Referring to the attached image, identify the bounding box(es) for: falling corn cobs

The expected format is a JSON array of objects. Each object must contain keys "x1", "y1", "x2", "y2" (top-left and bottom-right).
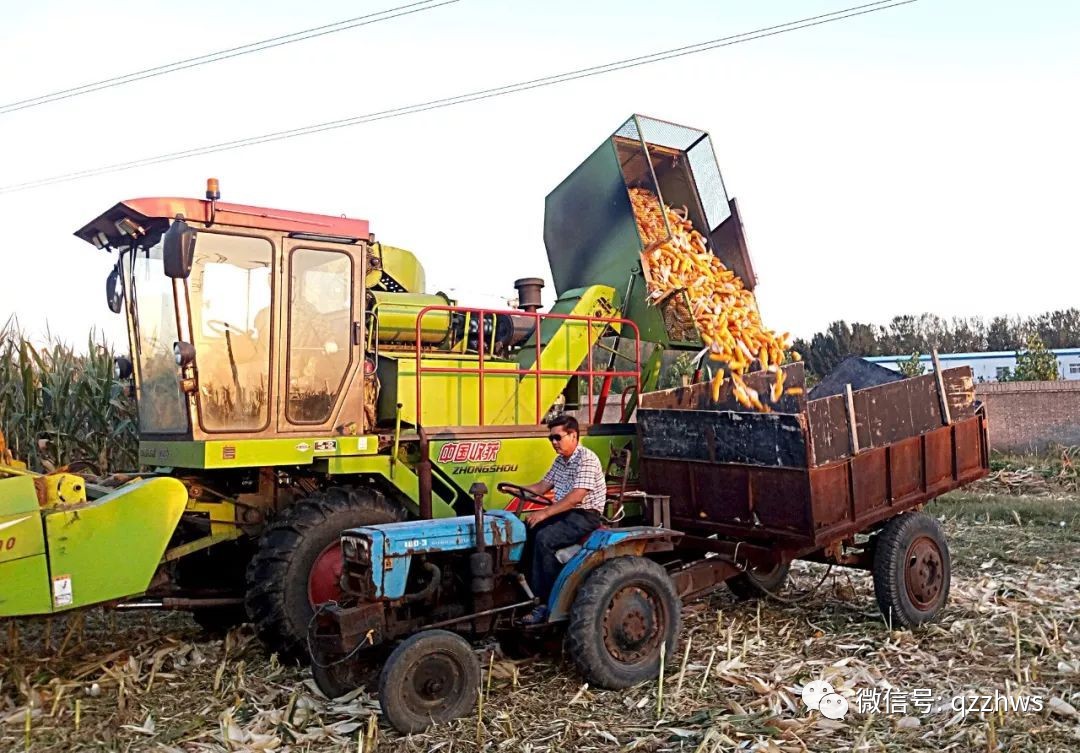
[{"x1": 628, "y1": 187, "x2": 802, "y2": 411}]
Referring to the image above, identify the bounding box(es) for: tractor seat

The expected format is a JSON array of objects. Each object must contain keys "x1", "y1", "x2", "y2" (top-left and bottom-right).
[{"x1": 555, "y1": 525, "x2": 608, "y2": 565}]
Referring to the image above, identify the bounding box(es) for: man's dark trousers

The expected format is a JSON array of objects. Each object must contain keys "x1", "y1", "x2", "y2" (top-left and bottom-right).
[{"x1": 526, "y1": 508, "x2": 603, "y2": 603}]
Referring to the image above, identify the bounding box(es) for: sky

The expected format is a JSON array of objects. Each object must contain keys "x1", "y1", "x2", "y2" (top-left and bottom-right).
[{"x1": 0, "y1": 0, "x2": 1077, "y2": 350}]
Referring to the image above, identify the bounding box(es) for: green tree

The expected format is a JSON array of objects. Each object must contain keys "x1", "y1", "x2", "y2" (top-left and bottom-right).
[
  {"x1": 898, "y1": 352, "x2": 925, "y2": 377},
  {"x1": 1011, "y1": 333, "x2": 1060, "y2": 381}
]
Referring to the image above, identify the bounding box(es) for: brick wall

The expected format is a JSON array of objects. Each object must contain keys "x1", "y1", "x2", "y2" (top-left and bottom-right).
[{"x1": 975, "y1": 381, "x2": 1080, "y2": 453}]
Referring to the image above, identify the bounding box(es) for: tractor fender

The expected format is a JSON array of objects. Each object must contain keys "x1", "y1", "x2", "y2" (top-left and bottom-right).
[{"x1": 546, "y1": 527, "x2": 681, "y2": 622}]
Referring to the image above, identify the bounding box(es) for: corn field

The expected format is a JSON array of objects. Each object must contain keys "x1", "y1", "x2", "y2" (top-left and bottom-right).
[{"x1": 0, "y1": 318, "x2": 137, "y2": 473}]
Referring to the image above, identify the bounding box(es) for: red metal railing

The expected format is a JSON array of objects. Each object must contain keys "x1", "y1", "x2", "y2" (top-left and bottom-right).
[{"x1": 414, "y1": 305, "x2": 642, "y2": 426}]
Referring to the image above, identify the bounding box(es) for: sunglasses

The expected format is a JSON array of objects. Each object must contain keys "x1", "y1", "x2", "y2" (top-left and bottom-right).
[{"x1": 548, "y1": 433, "x2": 569, "y2": 443}]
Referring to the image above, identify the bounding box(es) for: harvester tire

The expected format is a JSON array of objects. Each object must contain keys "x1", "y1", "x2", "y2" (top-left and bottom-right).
[
  {"x1": 245, "y1": 486, "x2": 404, "y2": 660},
  {"x1": 726, "y1": 560, "x2": 791, "y2": 601},
  {"x1": 175, "y1": 539, "x2": 253, "y2": 635},
  {"x1": 872, "y1": 511, "x2": 951, "y2": 629},
  {"x1": 566, "y1": 556, "x2": 680, "y2": 689}
]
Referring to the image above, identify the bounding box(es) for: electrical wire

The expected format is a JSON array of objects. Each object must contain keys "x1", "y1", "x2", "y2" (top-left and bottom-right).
[
  {"x1": 0, "y1": 0, "x2": 460, "y2": 116},
  {"x1": 0, "y1": 0, "x2": 920, "y2": 195}
]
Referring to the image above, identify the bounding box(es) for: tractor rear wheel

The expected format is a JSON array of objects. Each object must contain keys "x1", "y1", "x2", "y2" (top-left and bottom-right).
[
  {"x1": 245, "y1": 486, "x2": 404, "y2": 660},
  {"x1": 566, "y1": 556, "x2": 681, "y2": 689}
]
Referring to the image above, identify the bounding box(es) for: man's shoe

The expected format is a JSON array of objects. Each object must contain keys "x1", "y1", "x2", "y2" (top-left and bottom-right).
[{"x1": 520, "y1": 605, "x2": 549, "y2": 626}]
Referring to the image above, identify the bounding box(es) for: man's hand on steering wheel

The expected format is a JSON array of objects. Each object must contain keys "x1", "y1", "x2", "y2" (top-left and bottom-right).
[{"x1": 496, "y1": 482, "x2": 552, "y2": 522}]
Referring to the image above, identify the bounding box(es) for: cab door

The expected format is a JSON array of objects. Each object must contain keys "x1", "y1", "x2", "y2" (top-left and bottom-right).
[{"x1": 277, "y1": 240, "x2": 366, "y2": 434}]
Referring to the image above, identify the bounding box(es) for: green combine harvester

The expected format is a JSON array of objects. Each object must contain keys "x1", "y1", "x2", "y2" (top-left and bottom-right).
[{"x1": 0, "y1": 115, "x2": 757, "y2": 658}]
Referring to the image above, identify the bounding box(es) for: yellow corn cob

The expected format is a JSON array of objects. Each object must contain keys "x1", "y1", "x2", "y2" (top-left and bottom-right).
[{"x1": 628, "y1": 187, "x2": 794, "y2": 411}]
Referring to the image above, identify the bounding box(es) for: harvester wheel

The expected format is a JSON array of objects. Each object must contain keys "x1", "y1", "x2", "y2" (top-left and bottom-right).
[
  {"x1": 245, "y1": 486, "x2": 404, "y2": 660},
  {"x1": 566, "y1": 556, "x2": 680, "y2": 689},
  {"x1": 872, "y1": 512, "x2": 951, "y2": 629},
  {"x1": 378, "y1": 630, "x2": 480, "y2": 733},
  {"x1": 175, "y1": 539, "x2": 253, "y2": 635},
  {"x1": 191, "y1": 606, "x2": 248, "y2": 635},
  {"x1": 726, "y1": 560, "x2": 791, "y2": 601}
]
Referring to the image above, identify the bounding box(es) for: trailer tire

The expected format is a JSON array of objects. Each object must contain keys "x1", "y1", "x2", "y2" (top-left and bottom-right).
[
  {"x1": 726, "y1": 560, "x2": 790, "y2": 601},
  {"x1": 245, "y1": 486, "x2": 404, "y2": 660},
  {"x1": 872, "y1": 512, "x2": 950, "y2": 629},
  {"x1": 378, "y1": 630, "x2": 480, "y2": 733},
  {"x1": 566, "y1": 556, "x2": 681, "y2": 689}
]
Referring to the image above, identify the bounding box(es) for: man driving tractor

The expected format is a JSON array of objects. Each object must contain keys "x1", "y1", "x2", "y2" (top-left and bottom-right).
[{"x1": 518, "y1": 415, "x2": 608, "y2": 625}]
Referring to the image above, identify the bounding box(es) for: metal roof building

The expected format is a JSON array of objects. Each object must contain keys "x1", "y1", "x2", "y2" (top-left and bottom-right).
[{"x1": 866, "y1": 348, "x2": 1080, "y2": 382}]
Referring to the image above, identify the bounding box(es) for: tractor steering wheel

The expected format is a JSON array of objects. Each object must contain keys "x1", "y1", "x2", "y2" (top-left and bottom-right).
[
  {"x1": 497, "y1": 482, "x2": 553, "y2": 516},
  {"x1": 206, "y1": 319, "x2": 246, "y2": 338}
]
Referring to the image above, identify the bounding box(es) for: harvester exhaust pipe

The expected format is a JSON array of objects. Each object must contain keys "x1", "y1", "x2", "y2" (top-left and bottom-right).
[{"x1": 513, "y1": 278, "x2": 544, "y2": 313}]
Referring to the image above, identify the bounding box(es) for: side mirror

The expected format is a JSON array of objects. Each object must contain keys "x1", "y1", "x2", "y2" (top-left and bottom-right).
[
  {"x1": 106, "y1": 262, "x2": 124, "y2": 314},
  {"x1": 163, "y1": 218, "x2": 197, "y2": 279}
]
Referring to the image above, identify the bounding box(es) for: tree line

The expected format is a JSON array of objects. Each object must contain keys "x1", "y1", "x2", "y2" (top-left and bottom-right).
[{"x1": 791, "y1": 309, "x2": 1080, "y2": 378}]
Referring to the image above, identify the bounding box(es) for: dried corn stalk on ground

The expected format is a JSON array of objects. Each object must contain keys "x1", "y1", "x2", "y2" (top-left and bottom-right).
[{"x1": 628, "y1": 187, "x2": 802, "y2": 411}]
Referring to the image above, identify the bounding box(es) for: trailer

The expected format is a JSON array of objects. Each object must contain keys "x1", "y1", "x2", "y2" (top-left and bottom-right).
[{"x1": 635, "y1": 359, "x2": 988, "y2": 628}]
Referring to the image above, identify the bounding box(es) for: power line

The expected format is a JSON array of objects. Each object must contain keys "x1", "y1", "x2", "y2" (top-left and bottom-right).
[
  {"x1": 0, "y1": 0, "x2": 920, "y2": 195},
  {"x1": 0, "y1": 0, "x2": 459, "y2": 116}
]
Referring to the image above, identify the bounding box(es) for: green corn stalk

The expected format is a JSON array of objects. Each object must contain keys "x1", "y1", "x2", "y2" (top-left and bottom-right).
[{"x1": 0, "y1": 317, "x2": 137, "y2": 473}]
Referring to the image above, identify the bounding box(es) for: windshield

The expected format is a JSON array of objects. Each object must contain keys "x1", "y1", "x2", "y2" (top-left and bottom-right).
[
  {"x1": 130, "y1": 243, "x2": 189, "y2": 434},
  {"x1": 188, "y1": 233, "x2": 273, "y2": 431}
]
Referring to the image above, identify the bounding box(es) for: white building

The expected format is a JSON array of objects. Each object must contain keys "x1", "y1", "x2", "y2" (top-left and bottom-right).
[{"x1": 865, "y1": 349, "x2": 1080, "y2": 383}]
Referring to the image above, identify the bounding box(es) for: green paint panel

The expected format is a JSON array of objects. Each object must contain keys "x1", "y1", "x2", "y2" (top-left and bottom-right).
[
  {"x1": 0, "y1": 555, "x2": 52, "y2": 616},
  {"x1": 140, "y1": 435, "x2": 380, "y2": 470},
  {"x1": 0, "y1": 508, "x2": 46, "y2": 563},
  {"x1": 370, "y1": 291, "x2": 452, "y2": 344},
  {"x1": 318, "y1": 454, "x2": 458, "y2": 518},
  {"x1": 44, "y1": 477, "x2": 188, "y2": 612},
  {"x1": 378, "y1": 244, "x2": 426, "y2": 293},
  {"x1": 381, "y1": 354, "x2": 523, "y2": 427},
  {"x1": 0, "y1": 474, "x2": 39, "y2": 516},
  {"x1": 0, "y1": 476, "x2": 51, "y2": 616},
  {"x1": 430, "y1": 430, "x2": 636, "y2": 513}
]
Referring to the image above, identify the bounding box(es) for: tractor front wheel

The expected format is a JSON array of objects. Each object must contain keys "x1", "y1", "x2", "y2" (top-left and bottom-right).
[
  {"x1": 378, "y1": 630, "x2": 480, "y2": 733},
  {"x1": 245, "y1": 486, "x2": 404, "y2": 660}
]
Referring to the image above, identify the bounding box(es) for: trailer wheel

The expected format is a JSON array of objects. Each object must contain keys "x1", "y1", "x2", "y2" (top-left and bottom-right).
[
  {"x1": 378, "y1": 630, "x2": 480, "y2": 733},
  {"x1": 726, "y1": 560, "x2": 791, "y2": 601},
  {"x1": 566, "y1": 556, "x2": 681, "y2": 689},
  {"x1": 872, "y1": 512, "x2": 950, "y2": 628},
  {"x1": 245, "y1": 486, "x2": 403, "y2": 660}
]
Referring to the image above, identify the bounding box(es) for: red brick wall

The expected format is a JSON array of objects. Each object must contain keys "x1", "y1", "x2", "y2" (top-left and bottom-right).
[{"x1": 976, "y1": 381, "x2": 1080, "y2": 453}]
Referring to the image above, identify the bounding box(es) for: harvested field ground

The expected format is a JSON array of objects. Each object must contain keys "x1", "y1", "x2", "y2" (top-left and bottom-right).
[{"x1": 2, "y1": 493, "x2": 1078, "y2": 752}]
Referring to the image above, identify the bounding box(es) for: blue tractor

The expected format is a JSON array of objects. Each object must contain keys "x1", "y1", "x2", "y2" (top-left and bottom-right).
[{"x1": 309, "y1": 482, "x2": 687, "y2": 732}]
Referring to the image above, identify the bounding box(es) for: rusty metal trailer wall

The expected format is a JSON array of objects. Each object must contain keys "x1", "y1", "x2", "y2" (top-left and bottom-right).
[{"x1": 637, "y1": 366, "x2": 989, "y2": 553}]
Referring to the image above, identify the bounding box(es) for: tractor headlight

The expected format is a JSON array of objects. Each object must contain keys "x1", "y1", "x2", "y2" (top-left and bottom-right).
[
  {"x1": 173, "y1": 341, "x2": 196, "y2": 367},
  {"x1": 114, "y1": 355, "x2": 133, "y2": 380},
  {"x1": 342, "y1": 537, "x2": 359, "y2": 560}
]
